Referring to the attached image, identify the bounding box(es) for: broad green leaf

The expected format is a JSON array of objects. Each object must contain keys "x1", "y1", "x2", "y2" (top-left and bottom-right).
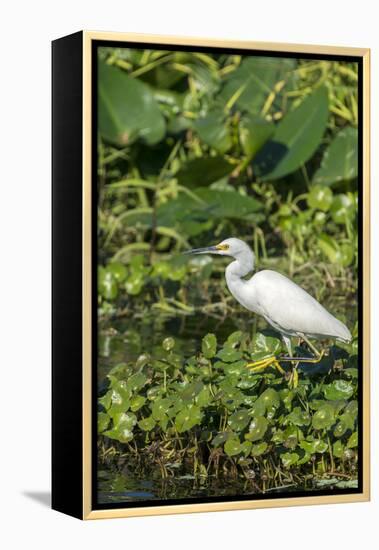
[
  {"x1": 175, "y1": 405, "x2": 202, "y2": 433},
  {"x1": 347, "y1": 431, "x2": 358, "y2": 448},
  {"x1": 254, "y1": 87, "x2": 329, "y2": 180},
  {"x1": 175, "y1": 156, "x2": 235, "y2": 187},
  {"x1": 217, "y1": 347, "x2": 243, "y2": 363},
  {"x1": 98, "y1": 61, "x2": 165, "y2": 146},
  {"x1": 286, "y1": 406, "x2": 311, "y2": 427},
  {"x1": 193, "y1": 110, "x2": 232, "y2": 153},
  {"x1": 224, "y1": 437, "x2": 242, "y2": 457},
  {"x1": 245, "y1": 416, "x2": 268, "y2": 442},
  {"x1": 281, "y1": 452, "x2": 299, "y2": 468},
  {"x1": 313, "y1": 128, "x2": 358, "y2": 185},
  {"x1": 181, "y1": 381, "x2": 204, "y2": 402},
  {"x1": 312, "y1": 403, "x2": 335, "y2": 430},
  {"x1": 220, "y1": 57, "x2": 295, "y2": 115},
  {"x1": 98, "y1": 267, "x2": 118, "y2": 300},
  {"x1": 323, "y1": 380, "x2": 354, "y2": 400},
  {"x1": 162, "y1": 337, "x2": 175, "y2": 351},
  {"x1": 239, "y1": 115, "x2": 274, "y2": 157},
  {"x1": 130, "y1": 395, "x2": 146, "y2": 412},
  {"x1": 98, "y1": 412, "x2": 110, "y2": 433},
  {"x1": 138, "y1": 416, "x2": 156, "y2": 431},
  {"x1": 228, "y1": 409, "x2": 250, "y2": 431},
  {"x1": 254, "y1": 332, "x2": 282, "y2": 354},
  {"x1": 250, "y1": 442, "x2": 268, "y2": 456},
  {"x1": 333, "y1": 440, "x2": 344, "y2": 458},
  {"x1": 330, "y1": 193, "x2": 356, "y2": 225},
  {"x1": 202, "y1": 333, "x2": 217, "y2": 358}
]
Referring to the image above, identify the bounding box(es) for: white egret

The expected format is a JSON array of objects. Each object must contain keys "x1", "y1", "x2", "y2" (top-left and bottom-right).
[{"x1": 185, "y1": 237, "x2": 351, "y2": 376}]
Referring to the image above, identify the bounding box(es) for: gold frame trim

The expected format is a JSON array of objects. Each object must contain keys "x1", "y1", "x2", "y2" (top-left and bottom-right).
[{"x1": 82, "y1": 31, "x2": 370, "y2": 520}]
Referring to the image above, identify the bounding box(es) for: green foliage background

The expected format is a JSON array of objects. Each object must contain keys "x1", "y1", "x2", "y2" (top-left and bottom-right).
[{"x1": 96, "y1": 47, "x2": 359, "y2": 500}]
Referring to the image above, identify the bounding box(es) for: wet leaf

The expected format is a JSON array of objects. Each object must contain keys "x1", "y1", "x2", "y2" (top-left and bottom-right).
[
  {"x1": 313, "y1": 128, "x2": 358, "y2": 185},
  {"x1": 98, "y1": 60, "x2": 165, "y2": 146},
  {"x1": 138, "y1": 416, "x2": 156, "y2": 431},
  {"x1": 250, "y1": 441, "x2": 268, "y2": 456},
  {"x1": 281, "y1": 452, "x2": 299, "y2": 468},
  {"x1": 245, "y1": 416, "x2": 268, "y2": 442},
  {"x1": 307, "y1": 185, "x2": 333, "y2": 212},
  {"x1": 130, "y1": 395, "x2": 146, "y2": 412},
  {"x1": 193, "y1": 110, "x2": 232, "y2": 153},
  {"x1": 175, "y1": 405, "x2": 202, "y2": 433},
  {"x1": 224, "y1": 437, "x2": 242, "y2": 457},
  {"x1": 323, "y1": 380, "x2": 354, "y2": 400},
  {"x1": 202, "y1": 333, "x2": 217, "y2": 359},
  {"x1": 98, "y1": 412, "x2": 110, "y2": 433},
  {"x1": 162, "y1": 337, "x2": 175, "y2": 351},
  {"x1": 254, "y1": 87, "x2": 329, "y2": 180},
  {"x1": 312, "y1": 403, "x2": 335, "y2": 430},
  {"x1": 228, "y1": 409, "x2": 250, "y2": 431},
  {"x1": 347, "y1": 431, "x2": 358, "y2": 448}
]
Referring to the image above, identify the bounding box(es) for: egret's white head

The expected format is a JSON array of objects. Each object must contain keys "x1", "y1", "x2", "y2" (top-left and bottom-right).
[{"x1": 184, "y1": 237, "x2": 253, "y2": 260}]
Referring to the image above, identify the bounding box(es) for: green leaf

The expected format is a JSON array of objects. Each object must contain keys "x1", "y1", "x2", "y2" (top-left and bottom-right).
[
  {"x1": 300, "y1": 438, "x2": 328, "y2": 454},
  {"x1": 347, "y1": 431, "x2": 358, "y2": 448},
  {"x1": 254, "y1": 332, "x2": 282, "y2": 354},
  {"x1": 307, "y1": 185, "x2": 333, "y2": 212},
  {"x1": 98, "y1": 412, "x2": 110, "y2": 433},
  {"x1": 257, "y1": 388, "x2": 280, "y2": 410},
  {"x1": 138, "y1": 416, "x2": 156, "y2": 431},
  {"x1": 286, "y1": 406, "x2": 311, "y2": 427},
  {"x1": 175, "y1": 157, "x2": 235, "y2": 187},
  {"x1": 193, "y1": 110, "x2": 232, "y2": 153},
  {"x1": 254, "y1": 87, "x2": 329, "y2": 180},
  {"x1": 217, "y1": 347, "x2": 243, "y2": 363},
  {"x1": 202, "y1": 333, "x2": 217, "y2": 359},
  {"x1": 127, "y1": 373, "x2": 147, "y2": 392},
  {"x1": 175, "y1": 405, "x2": 202, "y2": 433},
  {"x1": 311, "y1": 403, "x2": 335, "y2": 430},
  {"x1": 330, "y1": 194, "x2": 356, "y2": 225},
  {"x1": 181, "y1": 381, "x2": 204, "y2": 402},
  {"x1": 239, "y1": 115, "x2": 274, "y2": 157},
  {"x1": 98, "y1": 61, "x2": 165, "y2": 146},
  {"x1": 333, "y1": 440, "x2": 344, "y2": 458},
  {"x1": 323, "y1": 380, "x2": 354, "y2": 400},
  {"x1": 98, "y1": 268, "x2": 118, "y2": 300},
  {"x1": 151, "y1": 398, "x2": 173, "y2": 421},
  {"x1": 224, "y1": 437, "x2": 242, "y2": 457},
  {"x1": 228, "y1": 409, "x2": 250, "y2": 431},
  {"x1": 313, "y1": 128, "x2": 358, "y2": 185},
  {"x1": 245, "y1": 416, "x2": 268, "y2": 442},
  {"x1": 195, "y1": 188, "x2": 262, "y2": 219},
  {"x1": 130, "y1": 395, "x2": 146, "y2": 412},
  {"x1": 250, "y1": 441, "x2": 268, "y2": 457},
  {"x1": 281, "y1": 452, "x2": 299, "y2": 468},
  {"x1": 221, "y1": 57, "x2": 295, "y2": 115}
]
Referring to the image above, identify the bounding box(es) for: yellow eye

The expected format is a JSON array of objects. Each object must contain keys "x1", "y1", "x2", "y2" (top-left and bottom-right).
[{"x1": 216, "y1": 243, "x2": 229, "y2": 251}]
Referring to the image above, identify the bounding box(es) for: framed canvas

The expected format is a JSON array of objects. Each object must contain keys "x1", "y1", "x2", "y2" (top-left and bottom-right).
[{"x1": 52, "y1": 31, "x2": 370, "y2": 520}]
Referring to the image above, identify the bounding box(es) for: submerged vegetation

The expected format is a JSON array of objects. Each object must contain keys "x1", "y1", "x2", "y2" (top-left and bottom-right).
[{"x1": 96, "y1": 46, "x2": 359, "y2": 501}]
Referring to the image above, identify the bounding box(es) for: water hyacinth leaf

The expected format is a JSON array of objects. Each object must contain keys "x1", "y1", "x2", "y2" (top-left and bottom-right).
[
  {"x1": 175, "y1": 405, "x2": 202, "y2": 433},
  {"x1": 286, "y1": 406, "x2": 311, "y2": 427},
  {"x1": 311, "y1": 403, "x2": 335, "y2": 430},
  {"x1": 127, "y1": 372, "x2": 147, "y2": 392},
  {"x1": 106, "y1": 262, "x2": 127, "y2": 282},
  {"x1": 202, "y1": 333, "x2": 217, "y2": 359},
  {"x1": 250, "y1": 441, "x2": 268, "y2": 457},
  {"x1": 107, "y1": 381, "x2": 132, "y2": 416},
  {"x1": 300, "y1": 438, "x2": 328, "y2": 454},
  {"x1": 151, "y1": 398, "x2": 173, "y2": 421},
  {"x1": 254, "y1": 332, "x2": 282, "y2": 354},
  {"x1": 257, "y1": 388, "x2": 280, "y2": 410},
  {"x1": 254, "y1": 87, "x2": 329, "y2": 180},
  {"x1": 98, "y1": 412, "x2": 110, "y2": 433},
  {"x1": 307, "y1": 185, "x2": 333, "y2": 212},
  {"x1": 281, "y1": 452, "x2": 299, "y2": 468},
  {"x1": 217, "y1": 347, "x2": 243, "y2": 363},
  {"x1": 223, "y1": 360, "x2": 246, "y2": 376},
  {"x1": 224, "y1": 437, "x2": 242, "y2": 457},
  {"x1": 225, "y1": 331, "x2": 244, "y2": 348},
  {"x1": 245, "y1": 416, "x2": 268, "y2": 442},
  {"x1": 212, "y1": 432, "x2": 230, "y2": 448},
  {"x1": 98, "y1": 60, "x2": 165, "y2": 146},
  {"x1": 130, "y1": 395, "x2": 146, "y2": 412},
  {"x1": 194, "y1": 188, "x2": 263, "y2": 219},
  {"x1": 333, "y1": 440, "x2": 344, "y2": 458},
  {"x1": 196, "y1": 387, "x2": 212, "y2": 407},
  {"x1": 228, "y1": 409, "x2": 250, "y2": 431},
  {"x1": 138, "y1": 416, "x2": 156, "y2": 431},
  {"x1": 193, "y1": 110, "x2": 232, "y2": 153},
  {"x1": 181, "y1": 381, "x2": 204, "y2": 402},
  {"x1": 239, "y1": 115, "x2": 275, "y2": 158},
  {"x1": 323, "y1": 380, "x2": 354, "y2": 401},
  {"x1": 313, "y1": 128, "x2": 358, "y2": 185},
  {"x1": 347, "y1": 431, "x2": 358, "y2": 448}
]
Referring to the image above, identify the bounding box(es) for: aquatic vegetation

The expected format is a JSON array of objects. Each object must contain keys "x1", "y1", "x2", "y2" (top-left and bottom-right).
[
  {"x1": 96, "y1": 47, "x2": 359, "y2": 498},
  {"x1": 98, "y1": 331, "x2": 358, "y2": 492}
]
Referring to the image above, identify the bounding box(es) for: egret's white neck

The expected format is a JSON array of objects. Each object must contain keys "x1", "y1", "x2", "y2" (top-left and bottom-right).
[{"x1": 225, "y1": 249, "x2": 255, "y2": 283}]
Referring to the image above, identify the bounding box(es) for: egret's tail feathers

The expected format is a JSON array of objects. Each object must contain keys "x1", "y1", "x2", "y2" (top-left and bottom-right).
[{"x1": 334, "y1": 319, "x2": 352, "y2": 343}]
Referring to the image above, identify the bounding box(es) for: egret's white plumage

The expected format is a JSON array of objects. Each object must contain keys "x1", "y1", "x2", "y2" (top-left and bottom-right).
[{"x1": 185, "y1": 237, "x2": 351, "y2": 346}]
